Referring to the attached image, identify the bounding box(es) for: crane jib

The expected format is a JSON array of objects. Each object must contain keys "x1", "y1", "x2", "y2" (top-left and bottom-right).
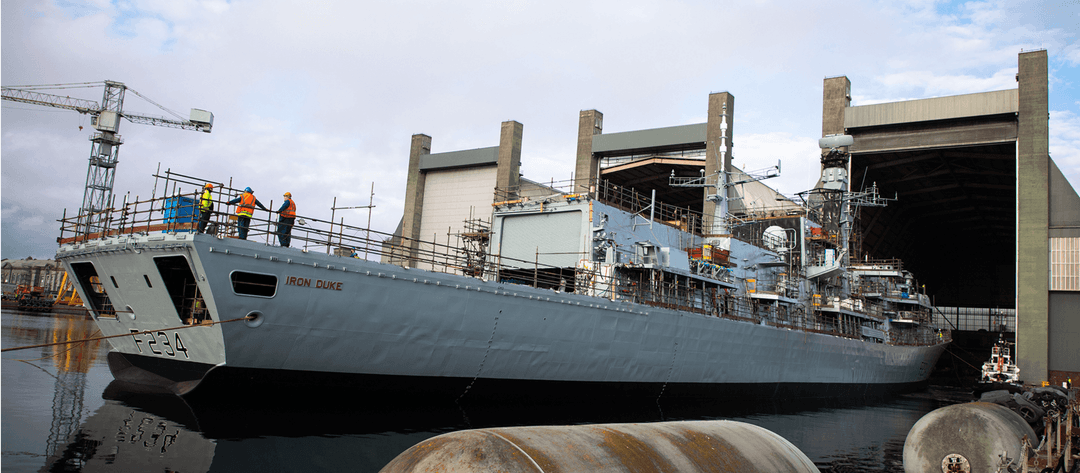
[{"x1": 0, "y1": 81, "x2": 213, "y2": 238}]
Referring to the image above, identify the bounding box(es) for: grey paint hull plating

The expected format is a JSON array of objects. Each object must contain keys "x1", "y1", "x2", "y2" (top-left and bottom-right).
[{"x1": 58, "y1": 233, "x2": 946, "y2": 400}]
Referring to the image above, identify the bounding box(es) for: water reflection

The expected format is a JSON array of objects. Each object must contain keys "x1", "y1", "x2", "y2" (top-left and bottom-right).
[
  {"x1": 3, "y1": 311, "x2": 109, "y2": 471},
  {"x1": 39, "y1": 398, "x2": 214, "y2": 473},
  {"x1": 3, "y1": 310, "x2": 966, "y2": 473}
]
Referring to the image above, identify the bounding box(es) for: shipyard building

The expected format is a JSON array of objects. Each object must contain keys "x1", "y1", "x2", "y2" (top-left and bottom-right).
[{"x1": 386, "y1": 50, "x2": 1079, "y2": 386}]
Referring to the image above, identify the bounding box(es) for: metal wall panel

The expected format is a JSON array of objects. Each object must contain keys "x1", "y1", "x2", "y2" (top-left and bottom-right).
[
  {"x1": 497, "y1": 210, "x2": 583, "y2": 268},
  {"x1": 1049, "y1": 292, "x2": 1080, "y2": 372},
  {"x1": 418, "y1": 166, "x2": 498, "y2": 271}
]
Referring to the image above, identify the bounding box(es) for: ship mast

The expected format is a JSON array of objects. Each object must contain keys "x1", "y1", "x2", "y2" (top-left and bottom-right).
[{"x1": 809, "y1": 135, "x2": 894, "y2": 274}]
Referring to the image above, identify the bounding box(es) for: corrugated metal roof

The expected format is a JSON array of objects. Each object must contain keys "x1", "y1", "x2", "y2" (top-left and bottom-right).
[
  {"x1": 845, "y1": 89, "x2": 1018, "y2": 128},
  {"x1": 420, "y1": 146, "x2": 499, "y2": 171}
]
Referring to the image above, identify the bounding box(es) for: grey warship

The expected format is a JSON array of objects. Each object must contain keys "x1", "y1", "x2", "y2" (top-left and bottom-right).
[{"x1": 54, "y1": 134, "x2": 949, "y2": 403}]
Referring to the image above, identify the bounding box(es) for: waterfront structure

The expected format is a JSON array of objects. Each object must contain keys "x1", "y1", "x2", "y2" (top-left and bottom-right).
[
  {"x1": 820, "y1": 50, "x2": 1079, "y2": 386},
  {"x1": 1, "y1": 257, "x2": 65, "y2": 296}
]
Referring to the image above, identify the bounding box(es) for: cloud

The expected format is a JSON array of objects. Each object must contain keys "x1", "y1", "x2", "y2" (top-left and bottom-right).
[
  {"x1": 1051, "y1": 109, "x2": 1080, "y2": 186},
  {"x1": 735, "y1": 132, "x2": 822, "y2": 197},
  {"x1": 2, "y1": 0, "x2": 1078, "y2": 260},
  {"x1": 872, "y1": 68, "x2": 1019, "y2": 98}
]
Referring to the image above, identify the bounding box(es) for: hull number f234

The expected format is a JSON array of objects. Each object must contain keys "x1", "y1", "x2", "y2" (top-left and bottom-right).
[{"x1": 130, "y1": 329, "x2": 190, "y2": 359}]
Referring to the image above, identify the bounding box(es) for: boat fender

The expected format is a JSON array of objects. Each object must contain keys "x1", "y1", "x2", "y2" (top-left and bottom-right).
[
  {"x1": 978, "y1": 390, "x2": 1046, "y2": 425},
  {"x1": 903, "y1": 402, "x2": 1036, "y2": 473},
  {"x1": 1010, "y1": 393, "x2": 1044, "y2": 424},
  {"x1": 380, "y1": 420, "x2": 818, "y2": 473}
]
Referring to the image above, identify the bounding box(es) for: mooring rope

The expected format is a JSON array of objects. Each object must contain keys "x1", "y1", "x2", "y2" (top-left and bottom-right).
[
  {"x1": 10, "y1": 334, "x2": 97, "y2": 361},
  {"x1": 943, "y1": 345, "x2": 982, "y2": 371},
  {"x1": 0, "y1": 315, "x2": 252, "y2": 353}
]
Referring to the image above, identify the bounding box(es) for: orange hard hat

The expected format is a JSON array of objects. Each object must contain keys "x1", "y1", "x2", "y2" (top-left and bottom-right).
[
  {"x1": 284, "y1": 192, "x2": 292, "y2": 197},
  {"x1": 205, "y1": 183, "x2": 213, "y2": 188}
]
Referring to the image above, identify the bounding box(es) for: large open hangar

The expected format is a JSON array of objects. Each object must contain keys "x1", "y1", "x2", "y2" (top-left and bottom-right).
[
  {"x1": 834, "y1": 90, "x2": 1020, "y2": 309},
  {"x1": 824, "y1": 50, "x2": 1079, "y2": 385}
]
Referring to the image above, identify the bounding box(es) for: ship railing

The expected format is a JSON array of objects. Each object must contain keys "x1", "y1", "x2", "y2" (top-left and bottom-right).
[
  {"x1": 494, "y1": 250, "x2": 949, "y2": 348},
  {"x1": 814, "y1": 295, "x2": 885, "y2": 320},
  {"x1": 593, "y1": 179, "x2": 709, "y2": 236},
  {"x1": 884, "y1": 290, "x2": 921, "y2": 302},
  {"x1": 849, "y1": 258, "x2": 904, "y2": 271},
  {"x1": 888, "y1": 328, "x2": 949, "y2": 346},
  {"x1": 745, "y1": 276, "x2": 797, "y2": 300},
  {"x1": 855, "y1": 281, "x2": 888, "y2": 296},
  {"x1": 493, "y1": 178, "x2": 582, "y2": 204},
  {"x1": 54, "y1": 188, "x2": 511, "y2": 279},
  {"x1": 53, "y1": 172, "x2": 512, "y2": 277}
]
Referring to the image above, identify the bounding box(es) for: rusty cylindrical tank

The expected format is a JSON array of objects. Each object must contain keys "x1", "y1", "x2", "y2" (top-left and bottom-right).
[
  {"x1": 380, "y1": 420, "x2": 819, "y2": 472},
  {"x1": 903, "y1": 402, "x2": 1037, "y2": 473}
]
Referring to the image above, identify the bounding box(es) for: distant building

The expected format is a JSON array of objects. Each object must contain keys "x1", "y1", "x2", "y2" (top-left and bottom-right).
[{"x1": 2, "y1": 257, "x2": 66, "y2": 295}]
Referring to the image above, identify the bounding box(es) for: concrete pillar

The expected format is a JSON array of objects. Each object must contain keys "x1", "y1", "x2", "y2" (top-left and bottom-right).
[
  {"x1": 497, "y1": 120, "x2": 523, "y2": 194},
  {"x1": 574, "y1": 110, "x2": 603, "y2": 193},
  {"x1": 401, "y1": 133, "x2": 432, "y2": 266},
  {"x1": 1016, "y1": 50, "x2": 1050, "y2": 384},
  {"x1": 822, "y1": 76, "x2": 851, "y2": 138},
  {"x1": 705, "y1": 92, "x2": 734, "y2": 236}
]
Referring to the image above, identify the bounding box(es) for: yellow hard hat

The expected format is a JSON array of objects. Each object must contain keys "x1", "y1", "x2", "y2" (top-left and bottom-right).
[{"x1": 284, "y1": 192, "x2": 292, "y2": 197}]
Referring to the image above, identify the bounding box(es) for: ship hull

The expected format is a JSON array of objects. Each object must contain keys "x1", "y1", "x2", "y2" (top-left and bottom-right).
[
  {"x1": 110, "y1": 350, "x2": 934, "y2": 404},
  {"x1": 60, "y1": 233, "x2": 946, "y2": 402}
]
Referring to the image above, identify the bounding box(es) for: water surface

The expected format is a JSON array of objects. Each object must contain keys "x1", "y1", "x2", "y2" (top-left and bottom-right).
[{"x1": 2, "y1": 309, "x2": 966, "y2": 472}]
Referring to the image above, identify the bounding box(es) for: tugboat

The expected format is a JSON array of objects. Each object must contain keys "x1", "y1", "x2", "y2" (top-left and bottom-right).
[{"x1": 975, "y1": 336, "x2": 1023, "y2": 394}]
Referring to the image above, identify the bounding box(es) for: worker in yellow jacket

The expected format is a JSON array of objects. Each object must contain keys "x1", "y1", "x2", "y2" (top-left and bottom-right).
[{"x1": 197, "y1": 183, "x2": 214, "y2": 234}]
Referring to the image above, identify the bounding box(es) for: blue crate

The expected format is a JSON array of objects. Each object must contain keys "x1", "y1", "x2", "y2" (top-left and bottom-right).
[{"x1": 163, "y1": 196, "x2": 196, "y2": 232}]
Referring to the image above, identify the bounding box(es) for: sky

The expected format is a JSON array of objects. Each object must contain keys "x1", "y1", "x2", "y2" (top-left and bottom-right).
[{"x1": 2, "y1": 0, "x2": 1078, "y2": 260}]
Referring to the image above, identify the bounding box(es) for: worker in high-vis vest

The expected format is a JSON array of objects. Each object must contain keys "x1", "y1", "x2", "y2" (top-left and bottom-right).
[
  {"x1": 226, "y1": 187, "x2": 268, "y2": 240},
  {"x1": 277, "y1": 192, "x2": 297, "y2": 248},
  {"x1": 197, "y1": 183, "x2": 214, "y2": 234}
]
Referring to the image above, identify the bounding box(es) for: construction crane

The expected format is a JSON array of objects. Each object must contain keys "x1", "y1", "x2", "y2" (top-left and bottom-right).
[{"x1": 1, "y1": 80, "x2": 213, "y2": 234}]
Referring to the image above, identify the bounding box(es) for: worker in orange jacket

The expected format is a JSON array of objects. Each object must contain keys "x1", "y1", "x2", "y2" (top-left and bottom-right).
[
  {"x1": 226, "y1": 187, "x2": 268, "y2": 240},
  {"x1": 277, "y1": 192, "x2": 296, "y2": 247}
]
